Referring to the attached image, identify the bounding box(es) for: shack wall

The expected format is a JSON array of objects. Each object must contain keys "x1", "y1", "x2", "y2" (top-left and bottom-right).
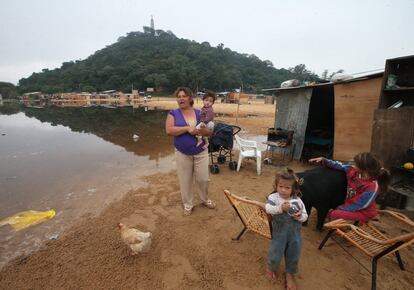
[
  {"x1": 275, "y1": 88, "x2": 312, "y2": 160},
  {"x1": 333, "y1": 78, "x2": 382, "y2": 161}
]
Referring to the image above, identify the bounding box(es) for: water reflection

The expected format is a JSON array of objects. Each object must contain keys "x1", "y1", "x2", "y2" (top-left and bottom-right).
[
  {"x1": 0, "y1": 102, "x2": 174, "y2": 268},
  {"x1": 4, "y1": 102, "x2": 173, "y2": 161}
]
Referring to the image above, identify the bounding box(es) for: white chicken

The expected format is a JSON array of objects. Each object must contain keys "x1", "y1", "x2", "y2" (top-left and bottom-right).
[{"x1": 118, "y1": 223, "x2": 152, "y2": 255}]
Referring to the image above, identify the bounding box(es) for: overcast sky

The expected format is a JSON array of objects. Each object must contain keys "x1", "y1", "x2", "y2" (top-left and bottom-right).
[{"x1": 1, "y1": 0, "x2": 413, "y2": 85}]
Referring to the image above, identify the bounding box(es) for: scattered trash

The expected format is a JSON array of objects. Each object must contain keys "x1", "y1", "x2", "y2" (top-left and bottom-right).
[
  {"x1": 388, "y1": 100, "x2": 403, "y2": 109},
  {"x1": 133, "y1": 134, "x2": 139, "y2": 141},
  {"x1": 264, "y1": 158, "x2": 273, "y2": 165},
  {"x1": 386, "y1": 74, "x2": 399, "y2": 88},
  {"x1": 47, "y1": 233, "x2": 59, "y2": 240},
  {"x1": 0, "y1": 209, "x2": 56, "y2": 231},
  {"x1": 87, "y1": 188, "x2": 97, "y2": 193},
  {"x1": 281, "y1": 79, "x2": 301, "y2": 88},
  {"x1": 331, "y1": 73, "x2": 354, "y2": 82},
  {"x1": 101, "y1": 104, "x2": 117, "y2": 109}
]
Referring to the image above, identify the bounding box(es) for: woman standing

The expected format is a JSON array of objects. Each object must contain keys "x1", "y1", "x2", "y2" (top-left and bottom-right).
[{"x1": 165, "y1": 87, "x2": 216, "y2": 216}]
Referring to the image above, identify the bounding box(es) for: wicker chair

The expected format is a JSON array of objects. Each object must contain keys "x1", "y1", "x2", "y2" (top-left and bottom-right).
[
  {"x1": 318, "y1": 210, "x2": 414, "y2": 290},
  {"x1": 223, "y1": 190, "x2": 272, "y2": 240}
]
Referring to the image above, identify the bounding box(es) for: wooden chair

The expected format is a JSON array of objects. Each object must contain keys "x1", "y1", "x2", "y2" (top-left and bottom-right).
[
  {"x1": 223, "y1": 190, "x2": 272, "y2": 240},
  {"x1": 318, "y1": 210, "x2": 414, "y2": 290}
]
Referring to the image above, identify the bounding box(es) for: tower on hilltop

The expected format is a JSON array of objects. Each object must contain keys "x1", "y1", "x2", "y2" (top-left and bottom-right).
[{"x1": 150, "y1": 15, "x2": 155, "y2": 31}]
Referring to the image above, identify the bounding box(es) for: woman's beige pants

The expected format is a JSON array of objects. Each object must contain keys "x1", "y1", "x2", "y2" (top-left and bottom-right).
[{"x1": 175, "y1": 149, "x2": 209, "y2": 209}]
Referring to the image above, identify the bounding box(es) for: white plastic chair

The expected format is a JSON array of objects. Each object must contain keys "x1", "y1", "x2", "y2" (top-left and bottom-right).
[{"x1": 235, "y1": 134, "x2": 261, "y2": 175}]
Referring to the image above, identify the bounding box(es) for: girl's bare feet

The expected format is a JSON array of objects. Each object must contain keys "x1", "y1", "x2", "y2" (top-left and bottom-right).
[
  {"x1": 266, "y1": 269, "x2": 276, "y2": 280},
  {"x1": 286, "y1": 273, "x2": 297, "y2": 290},
  {"x1": 266, "y1": 270, "x2": 283, "y2": 283}
]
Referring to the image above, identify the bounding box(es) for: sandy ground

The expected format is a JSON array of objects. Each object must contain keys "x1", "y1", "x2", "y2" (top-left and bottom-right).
[{"x1": 0, "y1": 99, "x2": 413, "y2": 290}]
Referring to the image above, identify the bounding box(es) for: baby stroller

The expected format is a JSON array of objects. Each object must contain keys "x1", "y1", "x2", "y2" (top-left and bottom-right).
[{"x1": 208, "y1": 123, "x2": 241, "y2": 174}]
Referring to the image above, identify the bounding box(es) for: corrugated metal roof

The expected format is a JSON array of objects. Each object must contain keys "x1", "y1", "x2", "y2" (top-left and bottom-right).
[
  {"x1": 262, "y1": 82, "x2": 331, "y2": 92},
  {"x1": 333, "y1": 71, "x2": 383, "y2": 85},
  {"x1": 262, "y1": 71, "x2": 384, "y2": 92}
]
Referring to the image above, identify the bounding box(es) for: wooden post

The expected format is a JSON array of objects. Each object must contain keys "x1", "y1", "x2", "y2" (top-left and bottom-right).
[
  {"x1": 236, "y1": 84, "x2": 242, "y2": 124},
  {"x1": 236, "y1": 101, "x2": 240, "y2": 124}
]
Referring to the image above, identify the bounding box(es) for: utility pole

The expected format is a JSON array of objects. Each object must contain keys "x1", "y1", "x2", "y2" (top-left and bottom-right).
[{"x1": 236, "y1": 82, "x2": 242, "y2": 124}]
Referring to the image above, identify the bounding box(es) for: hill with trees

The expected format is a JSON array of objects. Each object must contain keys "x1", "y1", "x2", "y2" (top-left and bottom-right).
[
  {"x1": 0, "y1": 82, "x2": 19, "y2": 98},
  {"x1": 18, "y1": 28, "x2": 320, "y2": 94}
]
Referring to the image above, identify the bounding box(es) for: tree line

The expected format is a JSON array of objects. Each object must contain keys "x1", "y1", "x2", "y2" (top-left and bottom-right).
[{"x1": 6, "y1": 28, "x2": 324, "y2": 95}]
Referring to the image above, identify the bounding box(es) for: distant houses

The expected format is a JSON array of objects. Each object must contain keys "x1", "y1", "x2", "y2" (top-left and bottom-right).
[
  {"x1": 22, "y1": 91, "x2": 44, "y2": 100},
  {"x1": 55, "y1": 90, "x2": 139, "y2": 102},
  {"x1": 20, "y1": 90, "x2": 141, "y2": 105}
]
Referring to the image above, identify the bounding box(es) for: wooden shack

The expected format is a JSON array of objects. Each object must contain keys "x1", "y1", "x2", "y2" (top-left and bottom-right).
[
  {"x1": 224, "y1": 92, "x2": 249, "y2": 104},
  {"x1": 269, "y1": 83, "x2": 334, "y2": 160},
  {"x1": 264, "y1": 72, "x2": 383, "y2": 161},
  {"x1": 264, "y1": 95, "x2": 275, "y2": 104}
]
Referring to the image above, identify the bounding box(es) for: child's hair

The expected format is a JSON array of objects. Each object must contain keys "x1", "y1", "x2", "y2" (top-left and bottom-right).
[
  {"x1": 353, "y1": 152, "x2": 390, "y2": 193},
  {"x1": 174, "y1": 87, "x2": 194, "y2": 106},
  {"x1": 202, "y1": 90, "x2": 216, "y2": 103},
  {"x1": 273, "y1": 168, "x2": 301, "y2": 197}
]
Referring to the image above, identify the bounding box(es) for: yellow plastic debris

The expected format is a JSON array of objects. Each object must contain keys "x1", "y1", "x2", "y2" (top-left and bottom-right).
[{"x1": 0, "y1": 209, "x2": 56, "y2": 231}]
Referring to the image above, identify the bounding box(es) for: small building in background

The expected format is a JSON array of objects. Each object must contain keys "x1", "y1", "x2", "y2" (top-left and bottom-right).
[
  {"x1": 22, "y1": 91, "x2": 44, "y2": 100},
  {"x1": 224, "y1": 91, "x2": 249, "y2": 104}
]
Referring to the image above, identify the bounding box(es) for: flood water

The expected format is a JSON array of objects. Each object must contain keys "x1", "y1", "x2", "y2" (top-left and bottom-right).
[{"x1": 0, "y1": 102, "x2": 175, "y2": 268}]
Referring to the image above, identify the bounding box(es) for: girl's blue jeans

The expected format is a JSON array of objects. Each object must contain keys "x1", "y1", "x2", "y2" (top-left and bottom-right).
[{"x1": 267, "y1": 212, "x2": 302, "y2": 274}]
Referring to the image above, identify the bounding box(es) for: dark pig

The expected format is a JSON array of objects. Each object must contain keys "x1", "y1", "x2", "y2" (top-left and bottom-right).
[{"x1": 297, "y1": 166, "x2": 347, "y2": 230}]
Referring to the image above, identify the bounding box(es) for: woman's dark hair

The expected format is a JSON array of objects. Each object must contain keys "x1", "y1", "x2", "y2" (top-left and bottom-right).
[
  {"x1": 202, "y1": 90, "x2": 216, "y2": 103},
  {"x1": 273, "y1": 168, "x2": 301, "y2": 197},
  {"x1": 174, "y1": 87, "x2": 194, "y2": 106},
  {"x1": 353, "y1": 152, "x2": 390, "y2": 193}
]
